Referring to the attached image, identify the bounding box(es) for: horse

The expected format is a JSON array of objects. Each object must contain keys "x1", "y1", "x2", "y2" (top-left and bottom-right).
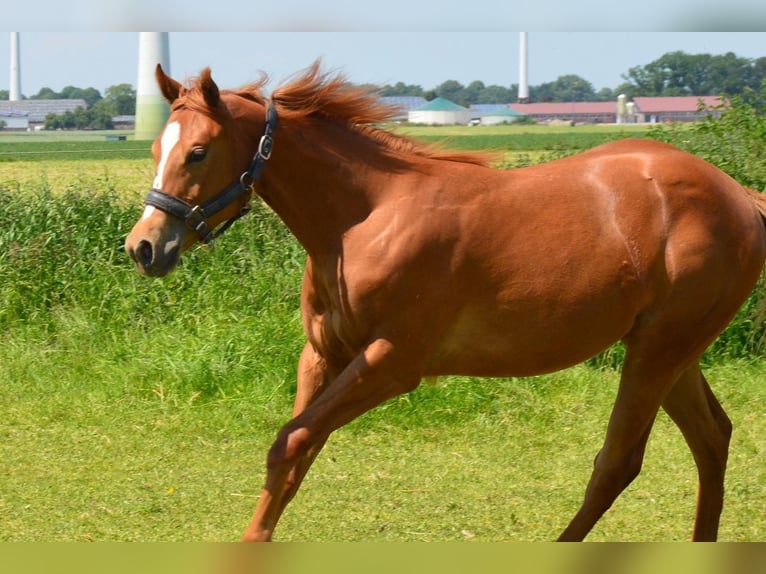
[{"x1": 125, "y1": 61, "x2": 766, "y2": 542}]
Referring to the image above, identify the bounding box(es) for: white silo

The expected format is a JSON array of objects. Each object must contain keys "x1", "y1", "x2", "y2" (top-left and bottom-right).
[
  {"x1": 616, "y1": 94, "x2": 627, "y2": 124},
  {"x1": 518, "y1": 32, "x2": 529, "y2": 104},
  {"x1": 10, "y1": 32, "x2": 21, "y2": 101},
  {"x1": 135, "y1": 32, "x2": 171, "y2": 140}
]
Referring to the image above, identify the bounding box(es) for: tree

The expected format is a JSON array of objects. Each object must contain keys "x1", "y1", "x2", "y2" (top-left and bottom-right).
[
  {"x1": 650, "y1": 78, "x2": 766, "y2": 190},
  {"x1": 103, "y1": 83, "x2": 136, "y2": 115},
  {"x1": 477, "y1": 85, "x2": 513, "y2": 104},
  {"x1": 464, "y1": 81, "x2": 486, "y2": 105},
  {"x1": 435, "y1": 80, "x2": 467, "y2": 106},
  {"x1": 754, "y1": 57, "x2": 766, "y2": 83},
  {"x1": 60, "y1": 86, "x2": 102, "y2": 107},
  {"x1": 380, "y1": 82, "x2": 424, "y2": 97},
  {"x1": 612, "y1": 82, "x2": 637, "y2": 100},
  {"x1": 622, "y1": 51, "x2": 766, "y2": 96},
  {"x1": 30, "y1": 85, "x2": 102, "y2": 106},
  {"x1": 533, "y1": 74, "x2": 596, "y2": 102},
  {"x1": 32, "y1": 87, "x2": 60, "y2": 99},
  {"x1": 596, "y1": 87, "x2": 617, "y2": 101},
  {"x1": 44, "y1": 106, "x2": 113, "y2": 130}
]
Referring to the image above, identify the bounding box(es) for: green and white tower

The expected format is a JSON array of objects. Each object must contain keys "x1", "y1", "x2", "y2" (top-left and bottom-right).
[{"x1": 135, "y1": 32, "x2": 170, "y2": 140}]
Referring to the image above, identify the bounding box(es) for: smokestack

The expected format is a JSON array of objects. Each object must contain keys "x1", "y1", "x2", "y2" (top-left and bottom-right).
[
  {"x1": 10, "y1": 32, "x2": 21, "y2": 101},
  {"x1": 518, "y1": 32, "x2": 529, "y2": 104},
  {"x1": 135, "y1": 32, "x2": 171, "y2": 140}
]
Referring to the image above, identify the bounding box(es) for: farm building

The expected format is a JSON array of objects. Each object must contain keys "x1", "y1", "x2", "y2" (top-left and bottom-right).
[
  {"x1": 476, "y1": 105, "x2": 526, "y2": 125},
  {"x1": 0, "y1": 110, "x2": 29, "y2": 130},
  {"x1": 111, "y1": 115, "x2": 136, "y2": 130},
  {"x1": 0, "y1": 99, "x2": 88, "y2": 130},
  {"x1": 508, "y1": 95, "x2": 725, "y2": 125},
  {"x1": 379, "y1": 96, "x2": 427, "y2": 121},
  {"x1": 408, "y1": 97, "x2": 473, "y2": 125},
  {"x1": 508, "y1": 101, "x2": 619, "y2": 124},
  {"x1": 631, "y1": 96, "x2": 724, "y2": 123}
]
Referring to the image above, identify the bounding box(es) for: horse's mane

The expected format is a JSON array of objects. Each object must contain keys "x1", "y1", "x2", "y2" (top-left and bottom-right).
[{"x1": 184, "y1": 61, "x2": 492, "y2": 167}]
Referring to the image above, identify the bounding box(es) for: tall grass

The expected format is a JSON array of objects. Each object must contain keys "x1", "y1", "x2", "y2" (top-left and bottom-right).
[
  {"x1": 0, "y1": 176, "x2": 305, "y2": 408},
  {"x1": 0, "y1": 124, "x2": 764, "y2": 407}
]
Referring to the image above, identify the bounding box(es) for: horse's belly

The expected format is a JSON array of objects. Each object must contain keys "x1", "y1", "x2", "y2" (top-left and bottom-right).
[
  {"x1": 428, "y1": 282, "x2": 641, "y2": 378},
  {"x1": 429, "y1": 321, "x2": 625, "y2": 377}
]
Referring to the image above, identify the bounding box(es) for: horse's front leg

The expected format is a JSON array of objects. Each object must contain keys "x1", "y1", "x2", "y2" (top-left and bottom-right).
[
  {"x1": 242, "y1": 337, "x2": 421, "y2": 542},
  {"x1": 242, "y1": 342, "x2": 333, "y2": 542}
]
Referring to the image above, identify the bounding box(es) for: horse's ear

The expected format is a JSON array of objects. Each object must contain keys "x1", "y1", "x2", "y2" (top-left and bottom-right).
[
  {"x1": 155, "y1": 64, "x2": 183, "y2": 103},
  {"x1": 198, "y1": 67, "x2": 220, "y2": 108}
]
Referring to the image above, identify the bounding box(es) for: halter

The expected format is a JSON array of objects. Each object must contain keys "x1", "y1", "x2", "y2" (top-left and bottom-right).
[{"x1": 144, "y1": 101, "x2": 278, "y2": 244}]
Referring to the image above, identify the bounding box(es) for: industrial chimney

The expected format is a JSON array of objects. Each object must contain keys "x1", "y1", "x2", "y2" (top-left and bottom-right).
[
  {"x1": 10, "y1": 32, "x2": 21, "y2": 101},
  {"x1": 517, "y1": 32, "x2": 529, "y2": 104},
  {"x1": 135, "y1": 32, "x2": 170, "y2": 140}
]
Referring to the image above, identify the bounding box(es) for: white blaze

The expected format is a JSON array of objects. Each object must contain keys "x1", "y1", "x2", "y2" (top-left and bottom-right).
[
  {"x1": 152, "y1": 120, "x2": 181, "y2": 190},
  {"x1": 140, "y1": 205, "x2": 156, "y2": 222},
  {"x1": 143, "y1": 120, "x2": 180, "y2": 222}
]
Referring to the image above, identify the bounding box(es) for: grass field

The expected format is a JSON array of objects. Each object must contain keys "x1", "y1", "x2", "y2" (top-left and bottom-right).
[{"x1": 0, "y1": 125, "x2": 763, "y2": 542}]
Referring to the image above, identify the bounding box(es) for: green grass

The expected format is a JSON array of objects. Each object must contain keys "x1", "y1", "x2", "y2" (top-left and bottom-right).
[
  {"x1": 396, "y1": 123, "x2": 654, "y2": 153},
  {"x1": 0, "y1": 124, "x2": 764, "y2": 542},
  {"x1": 0, "y1": 137, "x2": 151, "y2": 162},
  {"x1": 0, "y1": 129, "x2": 140, "y2": 143},
  {"x1": 1, "y1": 354, "x2": 763, "y2": 541}
]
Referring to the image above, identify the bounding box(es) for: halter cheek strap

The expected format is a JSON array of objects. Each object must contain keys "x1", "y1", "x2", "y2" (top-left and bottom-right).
[{"x1": 144, "y1": 100, "x2": 278, "y2": 244}]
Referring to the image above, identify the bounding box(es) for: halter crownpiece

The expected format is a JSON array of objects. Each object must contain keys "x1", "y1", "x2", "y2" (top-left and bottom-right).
[{"x1": 144, "y1": 100, "x2": 278, "y2": 244}]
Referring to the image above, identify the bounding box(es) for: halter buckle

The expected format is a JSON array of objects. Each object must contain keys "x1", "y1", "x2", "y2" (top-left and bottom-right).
[
  {"x1": 258, "y1": 134, "x2": 274, "y2": 161},
  {"x1": 185, "y1": 205, "x2": 206, "y2": 231}
]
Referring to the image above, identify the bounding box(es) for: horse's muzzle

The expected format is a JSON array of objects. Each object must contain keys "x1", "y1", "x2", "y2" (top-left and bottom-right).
[{"x1": 125, "y1": 234, "x2": 182, "y2": 278}]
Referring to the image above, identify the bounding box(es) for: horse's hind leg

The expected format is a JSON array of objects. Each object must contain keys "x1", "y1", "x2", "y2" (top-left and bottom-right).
[
  {"x1": 661, "y1": 363, "x2": 732, "y2": 541},
  {"x1": 557, "y1": 349, "x2": 674, "y2": 541}
]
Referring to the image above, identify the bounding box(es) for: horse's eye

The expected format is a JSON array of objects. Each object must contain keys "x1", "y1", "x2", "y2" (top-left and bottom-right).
[{"x1": 188, "y1": 147, "x2": 207, "y2": 164}]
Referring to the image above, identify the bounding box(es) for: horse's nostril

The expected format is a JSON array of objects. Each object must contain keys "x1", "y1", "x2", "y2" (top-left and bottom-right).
[{"x1": 137, "y1": 240, "x2": 154, "y2": 268}]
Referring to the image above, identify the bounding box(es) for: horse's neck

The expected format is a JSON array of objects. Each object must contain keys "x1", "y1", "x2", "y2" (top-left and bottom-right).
[{"x1": 257, "y1": 122, "x2": 379, "y2": 261}]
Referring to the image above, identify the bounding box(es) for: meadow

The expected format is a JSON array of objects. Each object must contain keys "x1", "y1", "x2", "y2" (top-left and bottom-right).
[{"x1": 0, "y1": 125, "x2": 763, "y2": 542}]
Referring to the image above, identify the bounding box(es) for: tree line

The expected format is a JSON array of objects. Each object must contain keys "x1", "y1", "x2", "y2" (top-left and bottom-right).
[
  {"x1": 0, "y1": 83, "x2": 136, "y2": 130},
  {"x1": 1, "y1": 51, "x2": 764, "y2": 129},
  {"x1": 380, "y1": 51, "x2": 766, "y2": 106}
]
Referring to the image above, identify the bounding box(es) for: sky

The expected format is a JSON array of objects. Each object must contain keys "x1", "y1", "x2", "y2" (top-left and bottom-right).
[
  {"x1": 3, "y1": 32, "x2": 766, "y2": 99},
  {"x1": 7, "y1": 0, "x2": 766, "y2": 32}
]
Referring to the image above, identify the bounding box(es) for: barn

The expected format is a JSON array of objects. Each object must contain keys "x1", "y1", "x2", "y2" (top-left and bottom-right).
[
  {"x1": 0, "y1": 110, "x2": 29, "y2": 130},
  {"x1": 0, "y1": 99, "x2": 88, "y2": 130},
  {"x1": 508, "y1": 101, "x2": 619, "y2": 124},
  {"x1": 507, "y1": 95, "x2": 726, "y2": 125},
  {"x1": 631, "y1": 96, "x2": 724, "y2": 123},
  {"x1": 478, "y1": 106, "x2": 526, "y2": 125},
  {"x1": 379, "y1": 96, "x2": 427, "y2": 122},
  {"x1": 408, "y1": 97, "x2": 473, "y2": 125}
]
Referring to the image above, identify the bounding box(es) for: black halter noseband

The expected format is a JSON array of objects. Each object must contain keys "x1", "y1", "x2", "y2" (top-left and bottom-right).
[{"x1": 144, "y1": 101, "x2": 278, "y2": 244}]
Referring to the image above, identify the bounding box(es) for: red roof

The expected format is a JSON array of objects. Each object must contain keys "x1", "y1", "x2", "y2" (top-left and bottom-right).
[
  {"x1": 508, "y1": 102, "x2": 616, "y2": 115},
  {"x1": 507, "y1": 96, "x2": 727, "y2": 118},
  {"x1": 632, "y1": 96, "x2": 725, "y2": 113}
]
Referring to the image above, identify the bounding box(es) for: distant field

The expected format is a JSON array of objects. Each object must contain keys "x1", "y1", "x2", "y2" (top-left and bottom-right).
[
  {"x1": 0, "y1": 123, "x2": 656, "y2": 156},
  {"x1": 0, "y1": 135, "x2": 151, "y2": 161},
  {"x1": 396, "y1": 123, "x2": 655, "y2": 152},
  {"x1": 0, "y1": 124, "x2": 654, "y2": 180},
  {"x1": 398, "y1": 122, "x2": 654, "y2": 138}
]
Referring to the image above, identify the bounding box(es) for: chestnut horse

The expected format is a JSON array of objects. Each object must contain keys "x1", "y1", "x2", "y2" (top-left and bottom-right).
[{"x1": 125, "y1": 62, "x2": 766, "y2": 542}]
